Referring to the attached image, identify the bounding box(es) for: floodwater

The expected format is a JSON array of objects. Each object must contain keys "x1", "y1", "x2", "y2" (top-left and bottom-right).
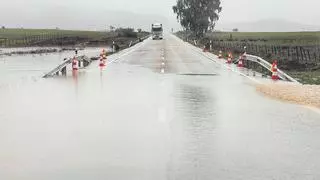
[{"x1": 0, "y1": 35, "x2": 320, "y2": 180}]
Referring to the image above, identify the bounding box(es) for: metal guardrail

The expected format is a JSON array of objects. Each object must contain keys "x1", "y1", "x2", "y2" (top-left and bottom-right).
[
  {"x1": 174, "y1": 34, "x2": 300, "y2": 84},
  {"x1": 44, "y1": 36, "x2": 149, "y2": 78},
  {"x1": 129, "y1": 35, "x2": 150, "y2": 47},
  {"x1": 244, "y1": 54, "x2": 300, "y2": 83},
  {"x1": 43, "y1": 58, "x2": 71, "y2": 78},
  {"x1": 43, "y1": 55, "x2": 91, "y2": 78}
]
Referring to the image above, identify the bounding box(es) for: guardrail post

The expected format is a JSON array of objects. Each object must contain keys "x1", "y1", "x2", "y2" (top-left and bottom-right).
[
  {"x1": 61, "y1": 66, "x2": 67, "y2": 76},
  {"x1": 112, "y1": 41, "x2": 116, "y2": 53},
  {"x1": 78, "y1": 60, "x2": 82, "y2": 68},
  {"x1": 83, "y1": 60, "x2": 89, "y2": 67}
]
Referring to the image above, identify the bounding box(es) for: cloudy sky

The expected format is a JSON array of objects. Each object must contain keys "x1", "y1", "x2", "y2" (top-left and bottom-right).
[{"x1": 1, "y1": 0, "x2": 319, "y2": 31}]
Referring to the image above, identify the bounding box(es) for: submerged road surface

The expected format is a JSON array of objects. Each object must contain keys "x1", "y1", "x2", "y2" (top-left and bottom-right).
[{"x1": 0, "y1": 34, "x2": 320, "y2": 180}]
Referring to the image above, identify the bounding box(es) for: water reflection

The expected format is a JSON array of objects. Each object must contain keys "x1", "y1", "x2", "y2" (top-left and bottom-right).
[
  {"x1": 169, "y1": 81, "x2": 217, "y2": 180},
  {"x1": 0, "y1": 47, "x2": 101, "y2": 90}
]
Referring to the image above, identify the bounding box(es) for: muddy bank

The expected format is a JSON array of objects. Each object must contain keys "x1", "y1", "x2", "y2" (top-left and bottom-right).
[
  {"x1": 0, "y1": 47, "x2": 83, "y2": 56},
  {"x1": 256, "y1": 83, "x2": 320, "y2": 108}
]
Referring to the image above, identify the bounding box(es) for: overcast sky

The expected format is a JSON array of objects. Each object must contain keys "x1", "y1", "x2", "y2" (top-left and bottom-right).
[{"x1": 1, "y1": 0, "x2": 320, "y2": 30}]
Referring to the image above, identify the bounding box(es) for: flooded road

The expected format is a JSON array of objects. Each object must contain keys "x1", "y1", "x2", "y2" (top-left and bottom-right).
[{"x1": 0, "y1": 35, "x2": 320, "y2": 180}]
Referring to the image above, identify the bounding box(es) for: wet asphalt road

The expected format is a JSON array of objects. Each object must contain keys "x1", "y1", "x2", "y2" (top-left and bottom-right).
[{"x1": 0, "y1": 34, "x2": 320, "y2": 180}]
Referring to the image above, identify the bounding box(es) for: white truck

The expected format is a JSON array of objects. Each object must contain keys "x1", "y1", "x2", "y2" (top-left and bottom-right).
[{"x1": 151, "y1": 23, "x2": 163, "y2": 40}]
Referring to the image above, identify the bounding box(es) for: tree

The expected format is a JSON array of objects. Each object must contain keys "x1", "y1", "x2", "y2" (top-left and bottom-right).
[
  {"x1": 109, "y1": 26, "x2": 115, "y2": 32},
  {"x1": 232, "y1": 28, "x2": 239, "y2": 32},
  {"x1": 115, "y1": 28, "x2": 137, "y2": 38},
  {"x1": 1, "y1": 26, "x2": 5, "y2": 29},
  {"x1": 173, "y1": 0, "x2": 222, "y2": 37},
  {"x1": 137, "y1": 28, "x2": 142, "y2": 33}
]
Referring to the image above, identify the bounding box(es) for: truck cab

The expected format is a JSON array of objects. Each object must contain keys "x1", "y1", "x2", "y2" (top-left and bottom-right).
[{"x1": 151, "y1": 23, "x2": 163, "y2": 40}]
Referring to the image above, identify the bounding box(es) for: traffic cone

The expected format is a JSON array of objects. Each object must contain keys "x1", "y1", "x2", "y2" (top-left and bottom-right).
[
  {"x1": 238, "y1": 54, "x2": 245, "y2": 67},
  {"x1": 227, "y1": 52, "x2": 232, "y2": 64},
  {"x1": 271, "y1": 60, "x2": 279, "y2": 80},
  {"x1": 100, "y1": 49, "x2": 106, "y2": 57},
  {"x1": 99, "y1": 57, "x2": 106, "y2": 67},
  {"x1": 203, "y1": 46, "x2": 208, "y2": 52},
  {"x1": 218, "y1": 50, "x2": 222, "y2": 59},
  {"x1": 72, "y1": 57, "x2": 79, "y2": 71}
]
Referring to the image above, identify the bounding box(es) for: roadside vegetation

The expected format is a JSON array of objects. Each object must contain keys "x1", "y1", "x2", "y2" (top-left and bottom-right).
[{"x1": 207, "y1": 31, "x2": 320, "y2": 45}]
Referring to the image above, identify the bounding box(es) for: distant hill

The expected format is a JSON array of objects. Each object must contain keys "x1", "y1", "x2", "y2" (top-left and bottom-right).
[
  {"x1": 0, "y1": 5, "x2": 170, "y2": 32},
  {"x1": 216, "y1": 19, "x2": 320, "y2": 32}
]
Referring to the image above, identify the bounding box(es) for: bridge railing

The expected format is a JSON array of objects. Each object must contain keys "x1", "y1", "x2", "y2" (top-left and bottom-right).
[
  {"x1": 43, "y1": 55, "x2": 92, "y2": 78},
  {"x1": 43, "y1": 58, "x2": 72, "y2": 78}
]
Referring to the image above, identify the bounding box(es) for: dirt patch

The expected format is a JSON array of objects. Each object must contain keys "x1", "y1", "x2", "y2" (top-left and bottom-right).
[{"x1": 256, "y1": 83, "x2": 320, "y2": 108}]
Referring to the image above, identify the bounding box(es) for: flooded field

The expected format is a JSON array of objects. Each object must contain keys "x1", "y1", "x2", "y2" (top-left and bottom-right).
[{"x1": 0, "y1": 47, "x2": 107, "y2": 89}]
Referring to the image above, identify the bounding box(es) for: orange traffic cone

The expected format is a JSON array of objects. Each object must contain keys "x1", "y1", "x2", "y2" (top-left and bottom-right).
[
  {"x1": 271, "y1": 60, "x2": 278, "y2": 80},
  {"x1": 203, "y1": 46, "x2": 209, "y2": 52},
  {"x1": 227, "y1": 52, "x2": 232, "y2": 64},
  {"x1": 99, "y1": 57, "x2": 106, "y2": 67},
  {"x1": 100, "y1": 49, "x2": 106, "y2": 57},
  {"x1": 72, "y1": 57, "x2": 79, "y2": 71},
  {"x1": 238, "y1": 54, "x2": 245, "y2": 67},
  {"x1": 218, "y1": 50, "x2": 222, "y2": 59}
]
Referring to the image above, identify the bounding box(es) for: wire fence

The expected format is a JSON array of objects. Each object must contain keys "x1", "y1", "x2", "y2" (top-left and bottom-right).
[{"x1": 210, "y1": 40, "x2": 320, "y2": 65}]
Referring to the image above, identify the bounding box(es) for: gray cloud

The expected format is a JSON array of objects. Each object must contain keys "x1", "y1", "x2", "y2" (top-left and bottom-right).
[{"x1": 1, "y1": 0, "x2": 319, "y2": 31}]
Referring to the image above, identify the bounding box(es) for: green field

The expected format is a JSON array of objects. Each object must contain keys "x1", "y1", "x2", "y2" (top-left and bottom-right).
[
  {"x1": 0, "y1": 28, "x2": 148, "y2": 47},
  {"x1": 0, "y1": 28, "x2": 115, "y2": 39},
  {"x1": 206, "y1": 31, "x2": 320, "y2": 45}
]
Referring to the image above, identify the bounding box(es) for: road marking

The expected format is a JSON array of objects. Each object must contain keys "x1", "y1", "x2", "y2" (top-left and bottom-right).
[
  {"x1": 191, "y1": 48, "x2": 262, "y2": 84},
  {"x1": 107, "y1": 37, "x2": 150, "y2": 64},
  {"x1": 305, "y1": 106, "x2": 320, "y2": 115},
  {"x1": 157, "y1": 107, "x2": 167, "y2": 123}
]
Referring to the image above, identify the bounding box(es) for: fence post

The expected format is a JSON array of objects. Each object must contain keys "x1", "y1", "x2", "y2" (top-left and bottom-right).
[
  {"x1": 300, "y1": 47, "x2": 304, "y2": 63},
  {"x1": 295, "y1": 47, "x2": 299, "y2": 63},
  {"x1": 307, "y1": 50, "x2": 311, "y2": 64}
]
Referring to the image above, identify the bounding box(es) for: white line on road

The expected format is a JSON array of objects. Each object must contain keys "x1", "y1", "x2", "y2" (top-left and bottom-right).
[
  {"x1": 190, "y1": 48, "x2": 262, "y2": 84},
  {"x1": 305, "y1": 106, "x2": 320, "y2": 115},
  {"x1": 157, "y1": 107, "x2": 167, "y2": 123},
  {"x1": 107, "y1": 38, "x2": 149, "y2": 64}
]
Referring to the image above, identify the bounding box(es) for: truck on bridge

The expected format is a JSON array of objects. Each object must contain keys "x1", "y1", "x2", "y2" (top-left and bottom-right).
[{"x1": 151, "y1": 23, "x2": 163, "y2": 40}]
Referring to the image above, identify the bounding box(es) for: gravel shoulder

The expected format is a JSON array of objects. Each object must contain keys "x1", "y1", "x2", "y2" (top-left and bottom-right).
[{"x1": 256, "y1": 83, "x2": 320, "y2": 108}]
